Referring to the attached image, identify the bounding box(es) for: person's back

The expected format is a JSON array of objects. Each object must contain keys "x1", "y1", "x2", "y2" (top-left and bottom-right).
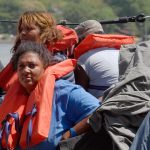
[
  {"x1": 74, "y1": 20, "x2": 119, "y2": 99},
  {"x1": 78, "y1": 47, "x2": 119, "y2": 98}
]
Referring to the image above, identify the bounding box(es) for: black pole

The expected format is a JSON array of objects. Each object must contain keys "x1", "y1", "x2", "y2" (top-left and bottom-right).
[
  {"x1": 0, "y1": 20, "x2": 17, "y2": 23},
  {"x1": 0, "y1": 13, "x2": 146, "y2": 25},
  {"x1": 99, "y1": 13, "x2": 145, "y2": 24},
  {"x1": 58, "y1": 13, "x2": 146, "y2": 26}
]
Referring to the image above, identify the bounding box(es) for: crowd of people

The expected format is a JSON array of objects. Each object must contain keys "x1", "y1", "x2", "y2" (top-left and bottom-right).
[{"x1": 0, "y1": 10, "x2": 150, "y2": 150}]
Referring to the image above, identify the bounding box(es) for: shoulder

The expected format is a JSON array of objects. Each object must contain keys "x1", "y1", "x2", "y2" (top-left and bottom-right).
[
  {"x1": 55, "y1": 80, "x2": 99, "y2": 104},
  {"x1": 55, "y1": 79, "x2": 82, "y2": 92},
  {"x1": 55, "y1": 80, "x2": 99, "y2": 103},
  {"x1": 54, "y1": 80, "x2": 100, "y2": 122}
]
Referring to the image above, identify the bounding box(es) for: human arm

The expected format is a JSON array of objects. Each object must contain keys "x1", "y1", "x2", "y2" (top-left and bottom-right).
[
  {"x1": 74, "y1": 64, "x2": 89, "y2": 90},
  {"x1": 61, "y1": 115, "x2": 91, "y2": 140},
  {"x1": 98, "y1": 96, "x2": 103, "y2": 102},
  {"x1": 61, "y1": 85, "x2": 100, "y2": 140}
]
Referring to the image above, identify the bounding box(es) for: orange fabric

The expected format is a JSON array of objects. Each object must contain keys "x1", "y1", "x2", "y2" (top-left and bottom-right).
[
  {"x1": 0, "y1": 80, "x2": 28, "y2": 150},
  {"x1": 20, "y1": 59, "x2": 76, "y2": 148},
  {"x1": 0, "y1": 59, "x2": 77, "y2": 149},
  {"x1": 47, "y1": 25, "x2": 78, "y2": 52},
  {"x1": 20, "y1": 73, "x2": 56, "y2": 148},
  {"x1": 74, "y1": 34, "x2": 135, "y2": 59},
  {"x1": 0, "y1": 26, "x2": 78, "y2": 91},
  {"x1": 0, "y1": 63, "x2": 17, "y2": 91}
]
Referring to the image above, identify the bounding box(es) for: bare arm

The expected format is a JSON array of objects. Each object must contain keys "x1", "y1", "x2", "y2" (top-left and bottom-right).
[
  {"x1": 74, "y1": 64, "x2": 89, "y2": 91},
  {"x1": 61, "y1": 115, "x2": 91, "y2": 140}
]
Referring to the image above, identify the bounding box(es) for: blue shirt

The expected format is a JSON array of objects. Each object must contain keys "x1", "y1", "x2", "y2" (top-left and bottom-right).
[
  {"x1": 18, "y1": 80, "x2": 100, "y2": 150},
  {"x1": 54, "y1": 52, "x2": 75, "y2": 83}
]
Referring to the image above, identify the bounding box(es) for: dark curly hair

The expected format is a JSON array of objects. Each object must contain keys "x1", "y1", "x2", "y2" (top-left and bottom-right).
[{"x1": 12, "y1": 41, "x2": 59, "y2": 70}]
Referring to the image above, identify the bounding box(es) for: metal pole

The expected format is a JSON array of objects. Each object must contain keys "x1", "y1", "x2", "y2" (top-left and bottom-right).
[{"x1": 0, "y1": 13, "x2": 147, "y2": 25}]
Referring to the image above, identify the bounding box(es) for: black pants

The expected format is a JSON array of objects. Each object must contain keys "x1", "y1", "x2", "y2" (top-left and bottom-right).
[{"x1": 58, "y1": 126, "x2": 113, "y2": 150}]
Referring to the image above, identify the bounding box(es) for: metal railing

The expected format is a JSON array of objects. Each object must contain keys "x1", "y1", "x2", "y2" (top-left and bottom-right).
[{"x1": 0, "y1": 13, "x2": 148, "y2": 25}]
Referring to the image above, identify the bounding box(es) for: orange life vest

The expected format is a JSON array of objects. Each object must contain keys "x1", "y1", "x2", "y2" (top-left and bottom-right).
[
  {"x1": 0, "y1": 59, "x2": 76, "y2": 150},
  {"x1": 0, "y1": 25, "x2": 78, "y2": 91},
  {"x1": 0, "y1": 63, "x2": 17, "y2": 91},
  {"x1": 74, "y1": 34, "x2": 135, "y2": 59},
  {"x1": 0, "y1": 80, "x2": 28, "y2": 150},
  {"x1": 47, "y1": 25, "x2": 78, "y2": 52}
]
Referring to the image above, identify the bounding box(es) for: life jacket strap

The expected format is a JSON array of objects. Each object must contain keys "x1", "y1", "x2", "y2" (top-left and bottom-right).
[
  {"x1": 0, "y1": 112, "x2": 19, "y2": 150},
  {"x1": 0, "y1": 126, "x2": 4, "y2": 150},
  {"x1": 25, "y1": 104, "x2": 37, "y2": 148}
]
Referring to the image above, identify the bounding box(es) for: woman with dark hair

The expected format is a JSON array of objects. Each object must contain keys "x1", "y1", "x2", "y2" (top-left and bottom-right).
[
  {"x1": 0, "y1": 11, "x2": 78, "y2": 92},
  {"x1": 0, "y1": 41, "x2": 100, "y2": 150}
]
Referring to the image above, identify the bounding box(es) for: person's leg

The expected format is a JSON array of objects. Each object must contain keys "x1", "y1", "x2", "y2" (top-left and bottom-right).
[
  {"x1": 58, "y1": 126, "x2": 113, "y2": 150},
  {"x1": 130, "y1": 111, "x2": 150, "y2": 150}
]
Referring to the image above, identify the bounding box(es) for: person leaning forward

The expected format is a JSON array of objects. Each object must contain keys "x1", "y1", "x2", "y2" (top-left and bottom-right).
[
  {"x1": 0, "y1": 41, "x2": 100, "y2": 150},
  {"x1": 74, "y1": 20, "x2": 134, "y2": 100}
]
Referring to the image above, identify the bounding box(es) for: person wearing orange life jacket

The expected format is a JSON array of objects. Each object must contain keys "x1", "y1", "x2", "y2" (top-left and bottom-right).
[
  {"x1": 0, "y1": 11, "x2": 78, "y2": 93},
  {"x1": 0, "y1": 41, "x2": 100, "y2": 150},
  {"x1": 74, "y1": 20, "x2": 135, "y2": 100}
]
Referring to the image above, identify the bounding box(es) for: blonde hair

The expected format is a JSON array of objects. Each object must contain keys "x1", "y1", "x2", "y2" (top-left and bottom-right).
[{"x1": 13, "y1": 11, "x2": 63, "y2": 51}]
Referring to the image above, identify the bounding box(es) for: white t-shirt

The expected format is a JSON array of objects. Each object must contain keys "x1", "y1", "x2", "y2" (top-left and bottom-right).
[{"x1": 78, "y1": 47, "x2": 119, "y2": 98}]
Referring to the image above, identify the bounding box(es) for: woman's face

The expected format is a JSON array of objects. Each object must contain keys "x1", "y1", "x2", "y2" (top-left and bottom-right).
[
  {"x1": 17, "y1": 52, "x2": 45, "y2": 93},
  {"x1": 19, "y1": 24, "x2": 41, "y2": 43}
]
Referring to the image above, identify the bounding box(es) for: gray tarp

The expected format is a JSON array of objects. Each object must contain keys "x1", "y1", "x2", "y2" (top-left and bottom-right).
[{"x1": 89, "y1": 40, "x2": 150, "y2": 150}]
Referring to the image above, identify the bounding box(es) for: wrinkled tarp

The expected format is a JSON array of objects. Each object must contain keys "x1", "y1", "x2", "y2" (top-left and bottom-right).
[
  {"x1": 58, "y1": 40, "x2": 150, "y2": 150},
  {"x1": 130, "y1": 111, "x2": 150, "y2": 150},
  {"x1": 89, "y1": 40, "x2": 150, "y2": 150}
]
